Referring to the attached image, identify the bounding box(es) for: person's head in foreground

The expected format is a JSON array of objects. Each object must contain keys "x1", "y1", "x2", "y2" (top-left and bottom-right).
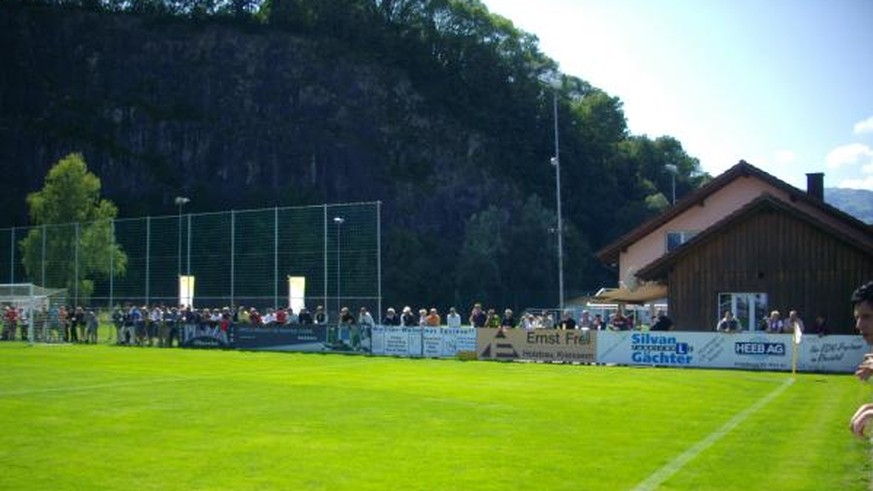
[{"x1": 853, "y1": 281, "x2": 873, "y2": 345}]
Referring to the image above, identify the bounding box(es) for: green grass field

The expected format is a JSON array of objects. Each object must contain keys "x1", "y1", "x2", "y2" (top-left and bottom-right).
[{"x1": 0, "y1": 343, "x2": 870, "y2": 490}]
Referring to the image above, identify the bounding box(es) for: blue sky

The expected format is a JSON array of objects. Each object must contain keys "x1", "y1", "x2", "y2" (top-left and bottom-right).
[{"x1": 482, "y1": 0, "x2": 873, "y2": 190}]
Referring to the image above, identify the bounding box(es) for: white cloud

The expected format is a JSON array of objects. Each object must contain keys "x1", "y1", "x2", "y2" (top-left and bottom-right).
[
  {"x1": 773, "y1": 149, "x2": 796, "y2": 164},
  {"x1": 838, "y1": 160, "x2": 873, "y2": 190},
  {"x1": 854, "y1": 116, "x2": 873, "y2": 135},
  {"x1": 838, "y1": 175, "x2": 873, "y2": 191},
  {"x1": 826, "y1": 143, "x2": 873, "y2": 169}
]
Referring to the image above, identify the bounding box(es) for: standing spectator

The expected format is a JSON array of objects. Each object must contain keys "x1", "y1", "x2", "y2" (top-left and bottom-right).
[
  {"x1": 76, "y1": 306, "x2": 87, "y2": 342},
  {"x1": 765, "y1": 310, "x2": 783, "y2": 333},
  {"x1": 383, "y1": 307, "x2": 401, "y2": 326},
  {"x1": 249, "y1": 308, "x2": 262, "y2": 326},
  {"x1": 500, "y1": 309, "x2": 516, "y2": 329},
  {"x1": 559, "y1": 310, "x2": 576, "y2": 330},
  {"x1": 418, "y1": 308, "x2": 428, "y2": 326},
  {"x1": 297, "y1": 307, "x2": 313, "y2": 325},
  {"x1": 425, "y1": 308, "x2": 441, "y2": 327},
  {"x1": 446, "y1": 308, "x2": 461, "y2": 328},
  {"x1": 219, "y1": 308, "x2": 231, "y2": 344},
  {"x1": 650, "y1": 310, "x2": 673, "y2": 331},
  {"x1": 163, "y1": 307, "x2": 178, "y2": 347},
  {"x1": 519, "y1": 313, "x2": 535, "y2": 329},
  {"x1": 541, "y1": 312, "x2": 555, "y2": 329},
  {"x1": 484, "y1": 309, "x2": 501, "y2": 328},
  {"x1": 314, "y1": 305, "x2": 327, "y2": 325},
  {"x1": 275, "y1": 307, "x2": 287, "y2": 326},
  {"x1": 86, "y1": 310, "x2": 98, "y2": 344},
  {"x1": 716, "y1": 311, "x2": 740, "y2": 332},
  {"x1": 610, "y1": 311, "x2": 630, "y2": 331},
  {"x1": 578, "y1": 310, "x2": 592, "y2": 329},
  {"x1": 262, "y1": 308, "x2": 275, "y2": 326},
  {"x1": 287, "y1": 308, "x2": 299, "y2": 325},
  {"x1": 112, "y1": 306, "x2": 124, "y2": 344},
  {"x1": 469, "y1": 303, "x2": 487, "y2": 328},
  {"x1": 783, "y1": 310, "x2": 804, "y2": 335},
  {"x1": 810, "y1": 313, "x2": 829, "y2": 337},
  {"x1": 357, "y1": 307, "x2": 374, "y2": 350},
  {"x1": 336, "y1": 307, "x2": 355, "y2": 348},
  {"x1": 592, "y1": 314, "x2": 604, "y2": 331},
  {"x1": 2, "y1": 305, "x2": 17, "y2": 341},
  {"x1": 358, "y1": 307, "x2": 375, "y2": 328},
  {"x1": 400, "y1": 307, "x2": 417, "y2": 327},
  {"x1": 18, "y1": 307, "x2": 29, "y2": 341},
  {"x1": 68, "y1": 306, "x2": 81, "y2": 343},
  {"x1": 58, "y1": 306, "x2": 69, "y2": 342},
  {"x1": 239, "y1": 306, "x2": 251, "y2": 324}
]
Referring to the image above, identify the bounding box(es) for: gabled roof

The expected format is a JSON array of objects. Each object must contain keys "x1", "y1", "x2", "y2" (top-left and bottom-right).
[
  {"x1": 596, "y1": 160, "x2": 872, "y2": 264},
  {"x1": 636, "y1": 193, "x2": 873, "y2": 281}
]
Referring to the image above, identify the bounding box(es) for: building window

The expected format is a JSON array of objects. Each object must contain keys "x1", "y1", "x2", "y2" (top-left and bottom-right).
[
  {"x1": 666, "y1": 230, "x2": 699, "y2": 253},
  {"x1": 717, "y1": 292, "x2": 768, "y2": 331}
]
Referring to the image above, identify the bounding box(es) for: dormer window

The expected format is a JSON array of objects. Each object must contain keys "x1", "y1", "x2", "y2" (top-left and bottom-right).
[{"x1": 666, "y1": 230, "x2": 699, "y2": 253}]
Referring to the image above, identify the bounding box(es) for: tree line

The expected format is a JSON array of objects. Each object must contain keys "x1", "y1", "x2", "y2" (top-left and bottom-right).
[{"x1": 8, "y1": 0, "x2": 708, "y2": 310}]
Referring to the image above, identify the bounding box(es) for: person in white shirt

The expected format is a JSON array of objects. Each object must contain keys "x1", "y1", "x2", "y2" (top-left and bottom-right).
[{"x1": 446, "y1": 307, "x2": 461, "y2": 328}]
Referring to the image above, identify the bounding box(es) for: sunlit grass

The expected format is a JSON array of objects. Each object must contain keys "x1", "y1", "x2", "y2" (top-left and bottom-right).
[{"x1": 0, "y1": 344, "x2": 869, "y2": 490}]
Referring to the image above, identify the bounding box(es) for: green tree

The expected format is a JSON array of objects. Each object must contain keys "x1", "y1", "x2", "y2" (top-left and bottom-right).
[{"x1": 19, "y1": 153, "x2": 127, "y2": 303}]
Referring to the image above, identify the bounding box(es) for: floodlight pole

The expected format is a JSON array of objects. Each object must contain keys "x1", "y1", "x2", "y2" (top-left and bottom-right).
[
  {"x1": 333, "y1": 216, "x2": 345, "y2": 316},
  {"x1": 550, "y1": 86, "x2": 565, "y2": 314},
  {"x1": 665, "y1": 164, "x2": 678, "y2": 205},
  {"x1": 174, "y1": 196, "x2": 190, "y2": 301}
]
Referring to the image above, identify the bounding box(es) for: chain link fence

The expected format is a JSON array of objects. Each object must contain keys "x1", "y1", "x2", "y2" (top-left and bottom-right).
[{"x1": 0, "y1": 202, "x2": 381, "y2": 322}]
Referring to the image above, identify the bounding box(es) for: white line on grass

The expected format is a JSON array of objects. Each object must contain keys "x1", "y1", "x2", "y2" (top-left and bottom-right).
[{"x1": 632, "y1": 377, "x2": 795, "y2": 491}]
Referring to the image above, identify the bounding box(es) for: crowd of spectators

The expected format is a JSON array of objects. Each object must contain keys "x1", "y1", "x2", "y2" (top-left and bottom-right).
[
  {"x1": 5, "y1": 301, "x2": 659, "y2": 346},
  {"x1": 8, "y1": 299, "x2": 837, "y2": 346},
  {"x1": 715, "y1": 308, "x2": 828, "y2": 337}
]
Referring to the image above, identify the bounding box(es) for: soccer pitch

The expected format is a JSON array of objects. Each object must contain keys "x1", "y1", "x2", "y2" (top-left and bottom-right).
[{"x1": 0, "y1": 344, "x2": 870, "y2": 490}]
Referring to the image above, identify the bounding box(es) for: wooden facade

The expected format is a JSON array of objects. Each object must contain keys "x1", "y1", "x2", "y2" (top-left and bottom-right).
[{"x1": 638, "y1": 196, "x2": 873, "y2": 333}]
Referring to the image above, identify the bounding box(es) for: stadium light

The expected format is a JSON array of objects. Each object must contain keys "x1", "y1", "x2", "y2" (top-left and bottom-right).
[
  {"x1": 539, "y1": 71, "x2": 564, "y2": 313},
  {"x1": 174, "y1": 196, "x2": 190, "y2": 282},
  {"x1": 665, "y1": 164, "x2": 678, "y2": 205},
  {"x1": 333, "y1": 217, "x2": 345, "y2": 316}
]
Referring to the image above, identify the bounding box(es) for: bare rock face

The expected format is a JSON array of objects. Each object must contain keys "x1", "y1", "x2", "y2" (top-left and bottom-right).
[{"x1": 0, "y1": 4, "x2": 484, "y2": 224}]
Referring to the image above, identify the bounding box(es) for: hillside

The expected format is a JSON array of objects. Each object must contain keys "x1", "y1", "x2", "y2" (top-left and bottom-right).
[
  {"x1": 827, "y1": 188, "x2": 873, "y2": 224},
  {"x1": 0, "y1": 1, "x2": 704, "y2": 309}
]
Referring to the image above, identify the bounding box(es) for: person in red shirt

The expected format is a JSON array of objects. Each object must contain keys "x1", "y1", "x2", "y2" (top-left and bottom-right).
[
  {"x1": 3, "y1": 305, "x2": 18, "y2": 341},
  {"x1": 275, "y1": 308, "x2": 287, "y2": 325}
]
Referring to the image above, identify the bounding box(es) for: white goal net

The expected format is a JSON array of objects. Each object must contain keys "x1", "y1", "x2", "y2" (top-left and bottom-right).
[{"x1": 0, "y1": 284, "x2": 68, "y2": 344}]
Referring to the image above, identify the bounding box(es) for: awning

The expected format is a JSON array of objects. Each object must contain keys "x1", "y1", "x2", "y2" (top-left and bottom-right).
[{"x1": 590, "y1": 282, "x2": 667, "y2": 304}]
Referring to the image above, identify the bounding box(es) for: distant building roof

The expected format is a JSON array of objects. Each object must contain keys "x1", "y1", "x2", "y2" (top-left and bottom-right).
[
  {"x1": 596, "y1": 160, "x2": 872, "y2": 265},
  {"x1": 637, "y1": 193, "x2": 873, "y2": 281}
]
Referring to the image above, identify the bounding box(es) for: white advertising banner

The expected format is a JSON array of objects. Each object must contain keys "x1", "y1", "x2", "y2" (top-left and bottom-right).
[
  {"x1": 287, "y1": 276, "x2": 306, "y2": 313},
  {"x1": 372, "y1": 326, "x2": 477, "y2": 358},
  {"x1": 596, "y1": 331, "x2": 867, "y2": 373}
]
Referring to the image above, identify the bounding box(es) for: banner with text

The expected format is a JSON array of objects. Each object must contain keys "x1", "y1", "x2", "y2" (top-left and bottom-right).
[
  {"x1": 229, "y1": 325, "x2": 326, "y2": 352},
  {"x1": 476, "y1": 328, "x2": 597, "y2": 363},
  {"x1": 596, "y1": 331, "x2": 866, "y2": 373},
  {"x1": 371, "y1": 326, "x2": 477, "y2": 358}
]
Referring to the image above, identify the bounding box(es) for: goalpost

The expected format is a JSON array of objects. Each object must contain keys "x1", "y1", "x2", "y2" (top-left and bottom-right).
[{"x1": 0, "y1": 283, "x2": 68, "y2": 344}]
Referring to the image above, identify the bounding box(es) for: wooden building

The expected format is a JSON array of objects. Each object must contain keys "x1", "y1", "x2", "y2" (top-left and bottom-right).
[{"x1": 596, "y1": 161, "x2": 873, "y2": 333}]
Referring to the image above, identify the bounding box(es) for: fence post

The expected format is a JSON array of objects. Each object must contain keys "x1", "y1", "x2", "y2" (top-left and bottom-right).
[
  {"x1": 377, "y1": 201, "x2": 382, "y2": 324},
  {"x1": 109, "y1": 220, "x2": 114, "y2": 310},
  {"x1": 9, "y1": 227, "x2": 14, "y2": 283},
  {"x1": 230, "y1": 209, "x2": 235, "y2": 308},
  {"x1": 145, "y1": 216, "x2": 151, "y2": 306},
  {"x1": 74, "y1": 222, "x2": 79, "y2": 305},
  {"x1": 41, "y1": 225, "x2": 46, "y2": 287},
  {"x1": 274, "y1": 206, "x2": 278, "y2": 308},
  {"x1": 323, "y1": 205, "x2": 328, "y2": 317}
]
